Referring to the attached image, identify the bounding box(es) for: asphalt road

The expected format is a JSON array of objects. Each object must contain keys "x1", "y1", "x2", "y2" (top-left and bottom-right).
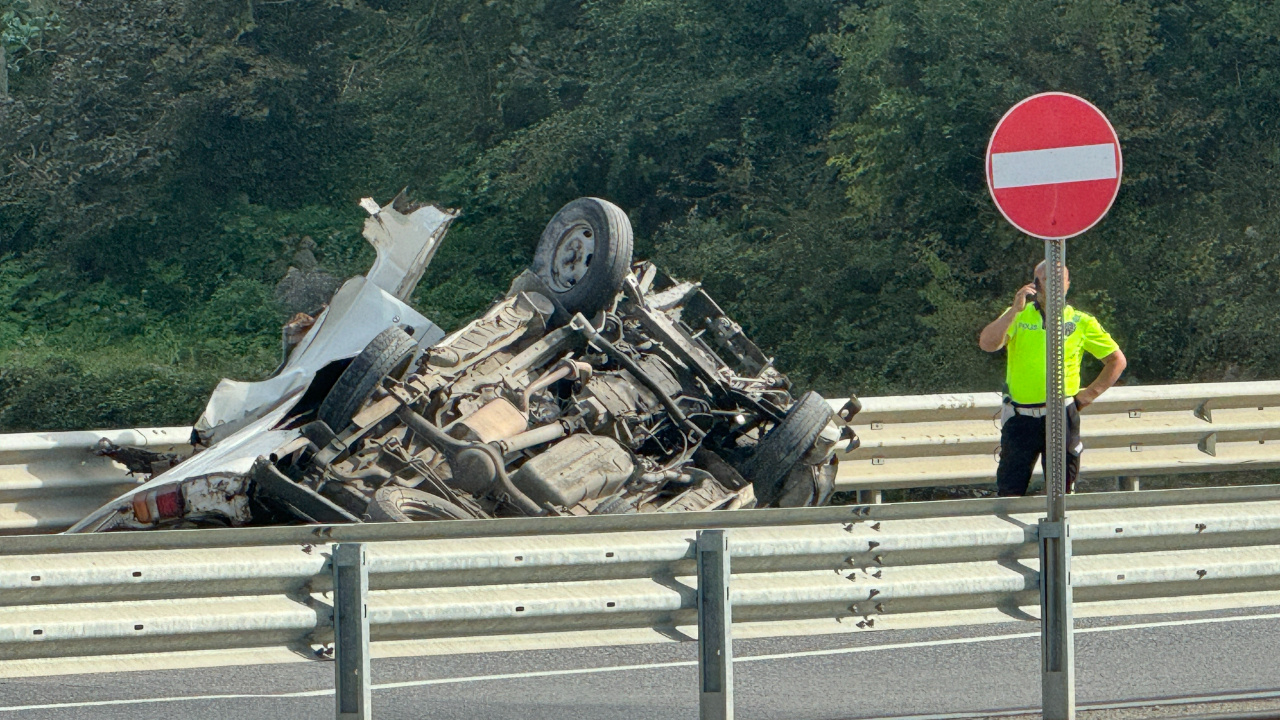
[{"x1": 3, "y1": 607, "x2": 1280, "y2": 720}]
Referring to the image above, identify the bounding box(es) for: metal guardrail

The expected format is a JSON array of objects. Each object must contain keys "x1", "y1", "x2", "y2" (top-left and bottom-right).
[
  {"x1": 0, "y1": 427, "x2": 193, "y2": 535},
  {"x1": 833, "y1": 381, "x2": 1280, "y2": 496},
  {"x1": 2, "y1": 381, "x2": 1278, "y2": 535},
  {"x1": 3, "y1": 484, "x2": 1280, "y2": 680}
]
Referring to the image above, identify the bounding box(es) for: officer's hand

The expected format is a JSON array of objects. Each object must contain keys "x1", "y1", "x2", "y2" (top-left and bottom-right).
[
  {"x1": 1012, "y1": 283, "x2": 1036, "y2": 312},
  {"x1": 1074, "y1": 389, "x2": 1098, "y2": 409}
]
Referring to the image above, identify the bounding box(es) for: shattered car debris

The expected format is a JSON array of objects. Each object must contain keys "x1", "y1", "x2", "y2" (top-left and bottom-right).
[{"x1": 69, "y1": 195, "x2": 857, "y2": 532}]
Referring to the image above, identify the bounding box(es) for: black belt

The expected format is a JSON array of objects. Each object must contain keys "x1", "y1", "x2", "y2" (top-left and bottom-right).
[{"x1": 1007, "y1": 397, "x2": 1074, "y2": 418}]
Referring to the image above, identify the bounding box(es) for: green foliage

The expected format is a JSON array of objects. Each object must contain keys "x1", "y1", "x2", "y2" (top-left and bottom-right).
[
  {"x1": 0, "y1": 355, "x2": 218, "y2": 431},
  {"x1": 3, "y1": 0, "x2": 1280, "y2": 433},
  {"x1": 1, "y1": 0, "x2": 60, "y2": 74},
  {"x1": 824, "y1": 0, "x2": 1280, "y2": 387}
]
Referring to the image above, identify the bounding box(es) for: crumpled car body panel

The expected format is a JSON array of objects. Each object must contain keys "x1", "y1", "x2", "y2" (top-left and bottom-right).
[{"x1": 67, "y1": 198, "x2": 456, "y2": 533}]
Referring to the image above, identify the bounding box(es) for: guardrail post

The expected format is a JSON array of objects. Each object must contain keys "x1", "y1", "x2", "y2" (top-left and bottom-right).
[
  {"x1": 697, "y1": 529, "x2": 733, "y2": 720},
  {"x1": 1120, "y1": 476, "x2": 1139, "y2": 492},
  {"x1": 333, "y1": 543, "x2": 371, "y2": 720},
  {"x1": 857, "y1": 489, "x2": 883, "y2": 505}
]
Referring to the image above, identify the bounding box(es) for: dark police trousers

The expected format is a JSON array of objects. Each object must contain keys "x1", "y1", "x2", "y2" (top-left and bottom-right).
[{"x1": 996, "y1": 401, "x2": 1082, "y2": 496}]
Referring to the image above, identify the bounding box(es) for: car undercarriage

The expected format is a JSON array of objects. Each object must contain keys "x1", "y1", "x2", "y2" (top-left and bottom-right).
[{"x1": 72, "y1": 196, "x2": 858, "y2": 532}]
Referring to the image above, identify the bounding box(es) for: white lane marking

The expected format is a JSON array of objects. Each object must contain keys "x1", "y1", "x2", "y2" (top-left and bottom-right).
[
  {"x1": 1088, "y1": 687, "x2": 1280, "y2": 710},
  {"x1": 4, "y1": 609, "x2": 1280, "y2": 712},
  {"x1": 371, "y1": 632, "x2": 1038, "y2": 691},
  {"x1": 857, "y1": 688, "x2": 1280, "y2": 720},
  {"x1": 735, "y1": 631, "x2": 1037, "y2": 664},
  {"x1": 368, "y1": 659, "x2": 693, "y2": 692},
  {"x1": 1078, "y1": 610, "x2": 1280, "y2": 635},
  {"x1": 0, "y1": 693, "x2": 321, "y2": 712},
  {"x1": 991, "y1": 143, "x2": 1117, "y2": 189},
  {"x1": 855, "y1": 708, "x2": 1035, "y2": 720}
]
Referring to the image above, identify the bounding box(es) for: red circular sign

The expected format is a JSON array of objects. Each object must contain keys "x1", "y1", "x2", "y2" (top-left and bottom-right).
[{"x1": 986, "y1": 93, "x2": 1122, "y2": 240}]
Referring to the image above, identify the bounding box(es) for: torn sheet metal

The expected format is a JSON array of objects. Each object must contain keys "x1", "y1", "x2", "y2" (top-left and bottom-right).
[{"x1": 194, "y1": 200, "x2": 456, "y2": 445}]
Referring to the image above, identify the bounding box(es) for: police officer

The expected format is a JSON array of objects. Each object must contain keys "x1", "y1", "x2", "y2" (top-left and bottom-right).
[{"x1": 978, "y1": 261, "x2": 1127, "y2": 496}]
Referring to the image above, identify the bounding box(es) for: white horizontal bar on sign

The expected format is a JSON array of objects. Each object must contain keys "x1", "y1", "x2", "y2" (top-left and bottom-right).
[{"x1": 991, "y1": 143, "x2": 1117, "y2": 189}]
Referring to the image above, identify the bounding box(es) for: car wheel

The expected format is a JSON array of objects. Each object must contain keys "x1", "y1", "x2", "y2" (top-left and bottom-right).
[
  {"x1": 739, "y1": 391, "x2": 834, "y2": 507},
  {"x1": 366, "y1": 487, "x2": 472, "y2": 522},
  {"x1": 531, "y1": 197, "x2": 633, "y2": 318},
  {"x1": 318, "y1": 326, "x2": 416, "y2": 432}
]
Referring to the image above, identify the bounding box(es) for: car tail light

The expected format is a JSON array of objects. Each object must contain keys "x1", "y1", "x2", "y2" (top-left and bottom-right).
[
  {"x1": 132, "y1": 487, "x2": 184, "y2": 524},
  {"x1": 154, "y1": 488, "x2": 182, "y2": 518}
]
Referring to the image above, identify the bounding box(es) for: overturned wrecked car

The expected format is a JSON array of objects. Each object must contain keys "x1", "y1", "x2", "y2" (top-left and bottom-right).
[{"x1": 71, "y1": 195, "x2": 857, "y2": 532}]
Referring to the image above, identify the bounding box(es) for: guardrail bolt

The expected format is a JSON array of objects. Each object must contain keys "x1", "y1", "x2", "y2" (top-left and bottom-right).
[
  {"x1": 1195, "y1": 523, "x2": 1207, "y2": 533},
  {"x1": 1196, "y1": 569, "x2": 1207, "y2": 579}
]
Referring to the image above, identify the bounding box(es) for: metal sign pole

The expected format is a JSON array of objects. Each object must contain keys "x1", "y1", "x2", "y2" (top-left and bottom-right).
[{"x1": 1040, "y1": 238, "x2": 1075, "y2": 720}]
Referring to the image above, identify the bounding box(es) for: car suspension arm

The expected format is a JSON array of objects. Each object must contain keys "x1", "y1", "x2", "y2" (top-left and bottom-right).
[
  {"x1": 394, "y1": 405, "x2": 545, "y2": 516},
  {"x1": 569, "y1": 313, "x2": 706, "y2": 439}
]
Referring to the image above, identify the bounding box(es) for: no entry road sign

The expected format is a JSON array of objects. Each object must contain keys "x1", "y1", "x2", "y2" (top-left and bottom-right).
[{"x1": 986, "y1": 93, "x2": 1122, "y2": 240}]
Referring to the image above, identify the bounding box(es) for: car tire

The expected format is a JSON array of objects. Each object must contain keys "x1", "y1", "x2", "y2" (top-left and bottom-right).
[
  {"x1": 531, "y1": 197, "x2": 633, "y2": 318},
  {"x1": 318, "y1": 326, "x2": 417, "y2": 432},
  {"x1": 739, "y1": 391, "x2": 834, "y2": 507},
  {"x1": 366, "y1": 487, "x2": 472, "y2": 522}
]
